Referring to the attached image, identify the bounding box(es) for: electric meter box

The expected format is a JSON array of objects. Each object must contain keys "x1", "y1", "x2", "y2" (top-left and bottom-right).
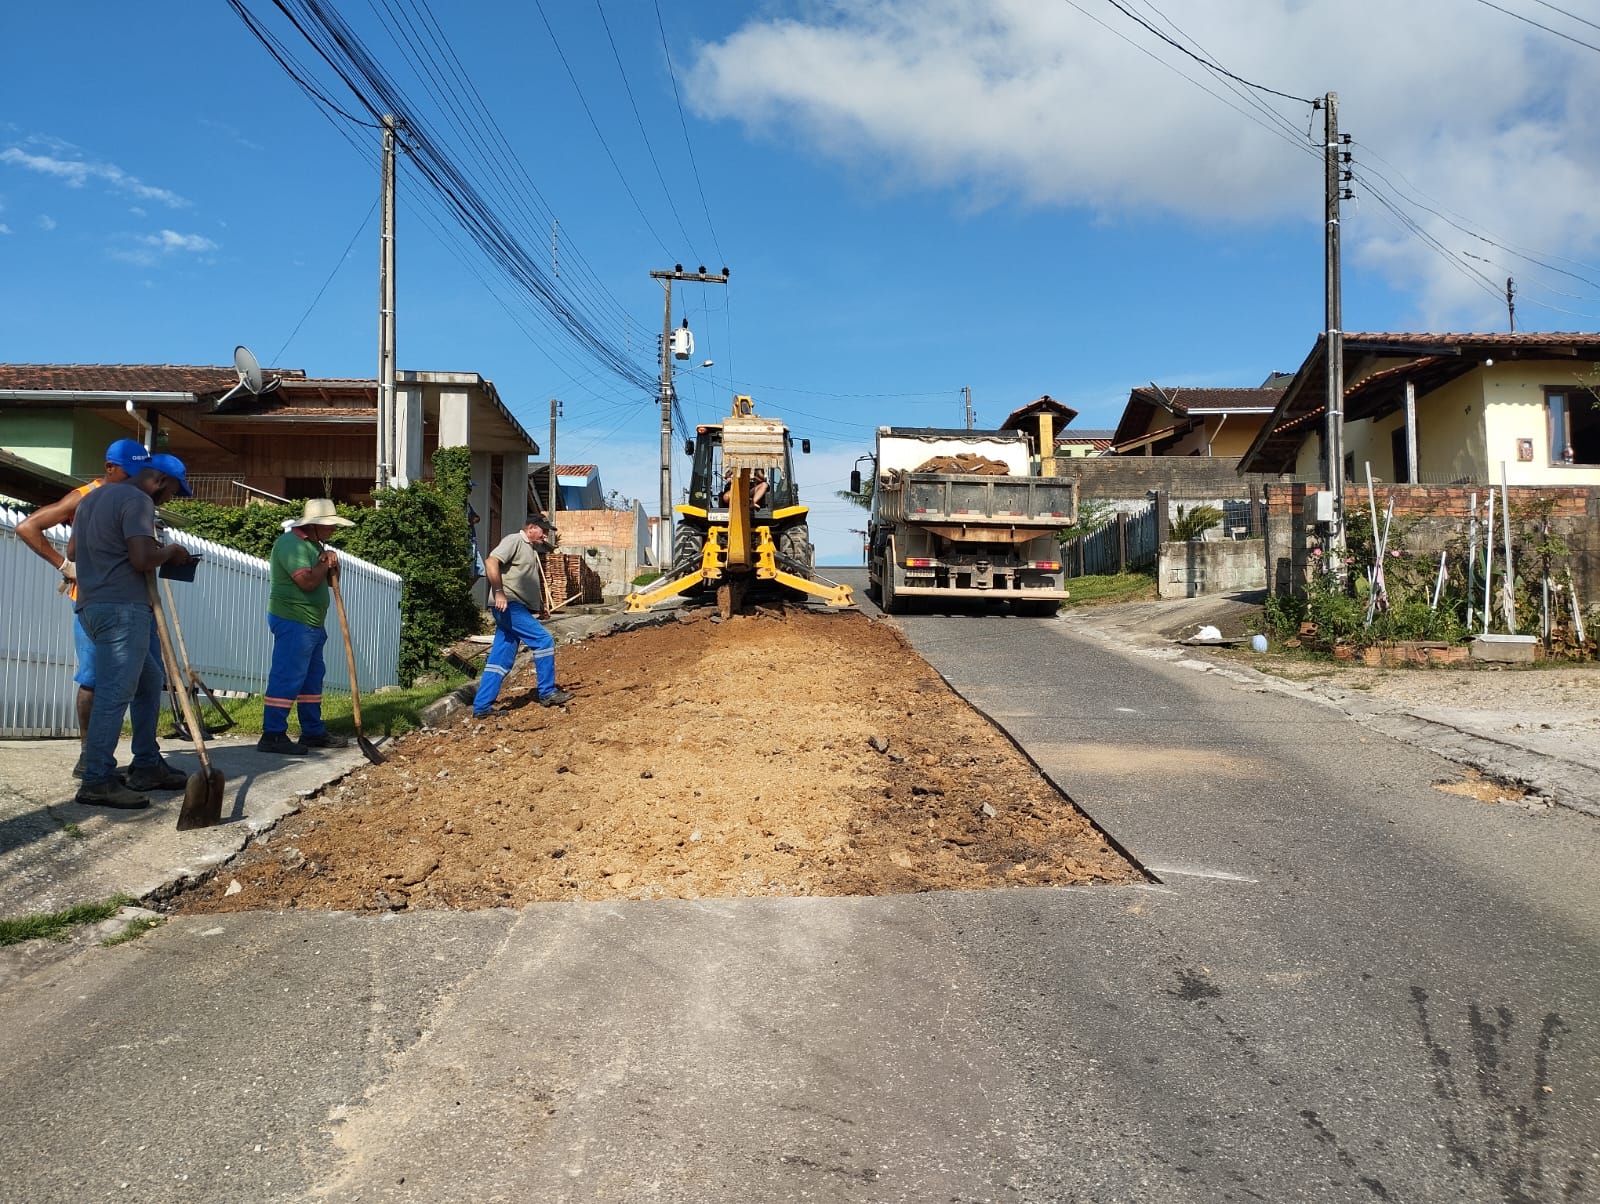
[{"x1": 1303, "y1": 490, "x2": 1334, "y2": 525}]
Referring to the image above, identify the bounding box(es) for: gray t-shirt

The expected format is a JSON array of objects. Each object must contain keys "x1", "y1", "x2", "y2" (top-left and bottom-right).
[
  {"x1": 74, "y1": 482, "x2": 156, "y2": 609},
  {"x1": 487, "y1": 531, "x2": 545, "y2": 611}
]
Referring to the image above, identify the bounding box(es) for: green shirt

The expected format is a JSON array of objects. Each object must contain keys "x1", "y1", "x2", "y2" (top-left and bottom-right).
[{"x1": 268, "y1": 529, "x2": 329, "y2": 626}]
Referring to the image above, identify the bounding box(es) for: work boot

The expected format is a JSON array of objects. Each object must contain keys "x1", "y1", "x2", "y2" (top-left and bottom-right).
[
  {"x1": 72, "y1": 752, "x2": 126, "y2": 783},
  {"x1": 126, "y1": 759, "x2": 188, "y2": 791},
  {"x1": 300, "y1": 731, "x2": 350, "y2": 749},
  {"x1": 256, "y1": 732, "x2": 309, "y2": 756},
  {"x1": 538, "y1": 688, "x2": 574, "y2": 708},
  {"x1": 74, "y1": 778, "x2": 151, "y2": 810}
]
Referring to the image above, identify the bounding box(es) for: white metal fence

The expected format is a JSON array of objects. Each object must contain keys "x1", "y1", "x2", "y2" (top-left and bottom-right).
[{"x1": 1, "y1": 507, "x2": 402, "y2": 737}]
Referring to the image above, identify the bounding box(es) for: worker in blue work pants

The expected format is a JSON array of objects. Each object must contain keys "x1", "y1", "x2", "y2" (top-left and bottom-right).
[{"x1": 472, "y1": 514, "x2": 573, "y2": 717}]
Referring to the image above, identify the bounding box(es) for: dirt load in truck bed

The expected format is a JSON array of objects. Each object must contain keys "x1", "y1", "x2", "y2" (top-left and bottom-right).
[{"x1": 167, "y1": 609, "x2": 1141, "y2": 914}]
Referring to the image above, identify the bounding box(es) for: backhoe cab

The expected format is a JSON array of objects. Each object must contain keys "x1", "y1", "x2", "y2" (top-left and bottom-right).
[{"x1": 626, "y1": 396, "x2": 853, "y2": 617}]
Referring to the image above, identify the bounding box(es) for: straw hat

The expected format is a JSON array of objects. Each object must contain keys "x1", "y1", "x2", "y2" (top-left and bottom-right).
[{"x1": 290, "y1": 498, "x2": 355, "y2": 528}]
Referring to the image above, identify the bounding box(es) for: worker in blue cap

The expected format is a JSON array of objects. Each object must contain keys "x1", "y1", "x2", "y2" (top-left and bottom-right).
[{"x1": 16, "y1": 440, "x2": 192, "y2": 788}]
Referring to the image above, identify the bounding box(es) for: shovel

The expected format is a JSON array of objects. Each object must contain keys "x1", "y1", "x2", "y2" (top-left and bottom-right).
[
  {"x1": 329, "y1": 573, "x2": 386, "y2": 765},
  {"x1": 161, "y1": 576, "x2": 236, "y2": 736},
  {"x1": 146, "y1": 573, "x2": 225, "y2": 829}
]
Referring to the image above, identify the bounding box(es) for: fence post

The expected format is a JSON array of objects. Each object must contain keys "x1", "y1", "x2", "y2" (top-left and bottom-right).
[
  {"x1": 1116, "y1": 512, "x2": 1128, "y2": 573},
  {"x1": 1155, "y1": 490, "x2": 1170, "y2": 544}
]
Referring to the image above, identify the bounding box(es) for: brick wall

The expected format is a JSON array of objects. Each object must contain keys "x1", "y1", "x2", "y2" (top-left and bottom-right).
[{"x1": 1264, "y1": 482, "x2": 1600, "y2": 598}]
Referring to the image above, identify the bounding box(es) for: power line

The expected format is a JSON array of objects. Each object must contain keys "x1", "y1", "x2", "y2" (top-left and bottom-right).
[
  {"x1": 1468, "y1": 0, "x2": 1600, "y2": 52},
  {"x1": 1095, "y1": 0, "x2": 1316, "y2": 104},
  {"x1": 593, "y1": 0, "x2": 700, "y2": 258}
]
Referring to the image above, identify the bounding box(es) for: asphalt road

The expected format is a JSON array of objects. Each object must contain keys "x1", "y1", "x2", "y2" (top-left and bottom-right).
[{"x1": 1, "y1": 574, "x2": 1596, "y2": 1203}]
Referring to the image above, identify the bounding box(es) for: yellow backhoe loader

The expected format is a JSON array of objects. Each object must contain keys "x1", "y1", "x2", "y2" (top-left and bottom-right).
[{"x1": 627, "y1": 396, "x2": 853, "y2": 617}]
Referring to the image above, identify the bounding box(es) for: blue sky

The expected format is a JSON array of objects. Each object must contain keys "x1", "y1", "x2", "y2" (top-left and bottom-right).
[{"x1": 4, "y1": 1, "x2": 1598, "y2": 562}]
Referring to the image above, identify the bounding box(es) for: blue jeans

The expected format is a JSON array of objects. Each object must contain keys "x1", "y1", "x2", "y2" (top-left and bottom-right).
[
  {"x1": 78, "y1": 603, "x2": 164, "y2": 784},
  {"x1": 264, "y1": 614, "x2": 330, "y2": 736},
  {"x1": 73, "y1": 613, "x2": 163, "y2": 689},
  {"x1": 472, "y1": 600, "x2": 555, "y2": 714}
]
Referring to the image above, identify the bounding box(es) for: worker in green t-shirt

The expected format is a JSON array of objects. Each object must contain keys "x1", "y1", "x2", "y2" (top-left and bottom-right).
[{"x1": 260, "y1": 499, "x2": 355, "y2": 755}]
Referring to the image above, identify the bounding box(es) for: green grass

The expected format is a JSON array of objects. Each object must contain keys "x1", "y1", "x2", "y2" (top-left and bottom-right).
[
  {"x1": 0, "y1": 895, "x2": 134, "y2": 947},
  {"x1": 103, "y1": 915, "x2": 165, "y2": 946},
  {"x1": 146, "y1": 673, "x2": 467, "y2": 740},
  {"x1": 1062, "y1": 570, "x2": 1159, "y2": 608}
]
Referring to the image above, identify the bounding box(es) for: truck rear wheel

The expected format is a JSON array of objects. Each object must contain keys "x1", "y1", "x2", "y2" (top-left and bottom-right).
[{"x1": 879, "y1": 553, "x2": 901, "y2": 615}]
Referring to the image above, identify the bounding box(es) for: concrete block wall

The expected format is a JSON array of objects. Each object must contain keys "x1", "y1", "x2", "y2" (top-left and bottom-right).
[{"x1": 1157, "y1": 539, "x2": 1268, "y2": 598}]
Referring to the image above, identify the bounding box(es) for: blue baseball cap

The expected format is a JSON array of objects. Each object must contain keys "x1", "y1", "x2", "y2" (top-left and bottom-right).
[
  {"x1": 149, "y1": 453, "x2": 193, "y2": 497},
  {"x1": 105, "y1": 438, "x2": 152, "y2": 473}
]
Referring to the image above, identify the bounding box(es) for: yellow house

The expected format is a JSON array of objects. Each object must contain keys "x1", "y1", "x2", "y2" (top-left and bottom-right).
[{"x1": 1240, "y1": 332, "x2": 1600, "y2": 485}]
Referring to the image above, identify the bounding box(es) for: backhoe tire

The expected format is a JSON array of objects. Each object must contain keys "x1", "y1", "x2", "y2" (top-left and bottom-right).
[
  {"x1": 777, "y1": 522, "x2": 813, "y2": 569},
  {"x1": 672, "y1": 525, "x2": 706, "y2": 578}
]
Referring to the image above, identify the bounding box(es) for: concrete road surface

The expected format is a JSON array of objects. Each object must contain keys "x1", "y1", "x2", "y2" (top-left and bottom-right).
[{"x1": 1, "y1": 577, "x2": 1596, "y2": 1202}]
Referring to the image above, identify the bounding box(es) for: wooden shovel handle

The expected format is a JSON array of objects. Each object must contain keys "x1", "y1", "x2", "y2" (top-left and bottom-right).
[
  {"x1": 145, "y1": 572, "x2": 213, "y2": 774},
  {"x1": 329, "y1": 574, "x2": 365, "y2": 734}
]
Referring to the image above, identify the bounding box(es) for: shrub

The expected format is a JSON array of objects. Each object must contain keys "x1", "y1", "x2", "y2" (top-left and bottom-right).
[{"x1": 1171, "y1": 503, "x2": 1223, "y2": 542}]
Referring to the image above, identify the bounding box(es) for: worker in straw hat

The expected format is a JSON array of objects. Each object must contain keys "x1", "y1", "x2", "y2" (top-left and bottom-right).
[{"x1": 259, "y1": 498, "x2": 355, "y2": 755}]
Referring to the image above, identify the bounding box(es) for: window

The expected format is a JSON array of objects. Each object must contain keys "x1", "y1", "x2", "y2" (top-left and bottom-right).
[{"x1": 1546, "y1": 388, "x2": 1600, "y2": 466}]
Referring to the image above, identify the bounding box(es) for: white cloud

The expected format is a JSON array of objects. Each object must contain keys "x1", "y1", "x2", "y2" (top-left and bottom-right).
[
  {"x1": 0, "y1": 146, "x2": 189, "y2": 208},
  {"x1": 0, "y1": 224, "x2": 11, "y2": 236},
  {"x1": 688, "y1": 0, "x2": 1600, "y2": 329},
  {"x1": 36, "y1": 214, "x2": 55, "y2": 232},
  {"x1": 141, "y1": 229, "x2": 218, "y2": 254}
]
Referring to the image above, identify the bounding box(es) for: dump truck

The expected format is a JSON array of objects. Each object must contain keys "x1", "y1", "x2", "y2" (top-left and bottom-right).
[
  {"x1": 860, "y1": 426, "x2": 1077, "y2": 615},
  {"x1": 627, "y1": 396, "x2": 854, "y2": 617}
]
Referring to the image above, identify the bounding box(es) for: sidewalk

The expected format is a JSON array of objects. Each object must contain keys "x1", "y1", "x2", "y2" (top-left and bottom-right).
[
  {"x1": 0, "y1": 603, "x2": 631, "y2": 929},
  {"x1": 1056, "y1": 592, "x2": 1600, "y2": 818}
]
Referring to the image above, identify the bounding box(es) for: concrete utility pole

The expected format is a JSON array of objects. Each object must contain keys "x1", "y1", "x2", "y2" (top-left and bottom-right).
[
  {"x1": 1506, "y1": 277, "x2": 1516, "y2": 333},
  {"x1": 1322, "y1": 92, "x2": 1351, "y2": 567},
  {"x1": 376, "y1": 113, "x2": 398, "y2": 494},
  {"x1": 648, "y1": 264, "x2": 729, "y2": 568},
  {"x1": 548, "y1": 398, "x2": 561, "y2": 518},
  {"x1": 963, "y1": 386, "x2": 973, "y2": 430}
]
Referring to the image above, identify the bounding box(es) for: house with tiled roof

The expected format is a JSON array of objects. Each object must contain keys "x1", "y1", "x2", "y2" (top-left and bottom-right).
[
  {"x1": 1054, "y1": 429, "x2": 1116, "y2": 459},
  {"x1": 0, "y1": 361, "x2": 544, "y2": 550},
  {"x1": 1111, "y1": 381, "x2": 1285, "y2": 458},
  {"x1": 1239, "y1": 332, "x2": 1600, "y2": 486}
]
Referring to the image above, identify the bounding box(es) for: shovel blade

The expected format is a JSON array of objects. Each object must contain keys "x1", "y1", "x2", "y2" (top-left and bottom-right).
[
  {"x1": 357, "y1": 735, "x2": 386, "y2": 765},
  {"x1": 175, "y1": 767, "x2": 225, "y2": 831}
]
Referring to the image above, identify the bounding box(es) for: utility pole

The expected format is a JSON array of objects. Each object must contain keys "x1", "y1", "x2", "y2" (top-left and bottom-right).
[
  {"x1": 1506, "y1": 277, "x2": 1516, "y2": 332},
  {"x1": 648, "y1": 264, "x2": 729, "y2": 568},
  {"x1": 548, "y1": 398, "x2": 561, "y2": 519},
  {"x1": 963, "y1": 386, "x2": 973, "y2": 430},
  {"x1": 1321, "y1": 92, "x2": 1351, "y2": 567},
  {"x1": 376, "y1": 113, "x2": 398, "y2": 494}
]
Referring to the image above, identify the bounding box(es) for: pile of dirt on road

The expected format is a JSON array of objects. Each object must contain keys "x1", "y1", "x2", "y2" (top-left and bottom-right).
[{"x1": 168, "y1": 608, "x2": 1142, "y2": 914}]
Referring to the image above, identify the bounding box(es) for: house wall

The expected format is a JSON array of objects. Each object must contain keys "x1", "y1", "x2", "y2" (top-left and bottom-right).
[
  {"x1": 1202, "y1": 418, "x2": 1267, "y2": 457},
  {"x1": 1064, "y1": 456, "x2": 1273, "y2": 501},
  {"x1": 1482, "y1": 364, "x2": 1600, "y2": 485},
  {"x1": 1, "y1": 412, "x2": 74, "y2": 475}
]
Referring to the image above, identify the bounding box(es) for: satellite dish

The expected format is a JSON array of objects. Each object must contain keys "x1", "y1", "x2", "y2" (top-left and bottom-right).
[
  {"x1": 214, "y1": 344, "x2": 279, "y2": 405},
  {"x1": 235, "y1": 345, "x2": 264, "y2": 392}
]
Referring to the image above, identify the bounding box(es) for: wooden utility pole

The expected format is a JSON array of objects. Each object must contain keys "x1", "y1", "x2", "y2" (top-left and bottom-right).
[
  {"x1": 1322, "y1": 92, "x2": 1350, "y2": 566},
  {"x1": 648, "y1": 264, "x2": 729, "y2": 569},
  {"x1": 376, "y1": 113, "x2": 398, "y2": 494}
]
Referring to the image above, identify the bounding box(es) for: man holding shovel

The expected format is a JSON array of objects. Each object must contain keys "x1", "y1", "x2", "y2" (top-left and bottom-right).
[
  {"x1": 259, "y1": 499, "x2": 353, "y2": 755},
  {"x1": 70, "y1": 463, "x2": 195, "y2": 808},
  {"x1": 472, "y1": 513, "x2": 572, "y2": 718}
]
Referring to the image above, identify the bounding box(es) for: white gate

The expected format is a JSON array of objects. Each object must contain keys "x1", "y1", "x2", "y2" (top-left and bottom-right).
[{"x1": 1, "y1": 507, "x2": 401, "y2": 738}]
